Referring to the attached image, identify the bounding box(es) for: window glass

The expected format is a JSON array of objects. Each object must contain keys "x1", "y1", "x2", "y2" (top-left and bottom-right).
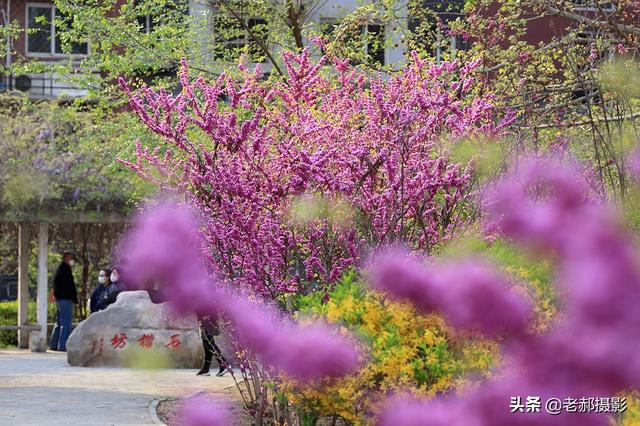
[
  {"x1": 28, "y1": 6, "x2": 52, "y2": 53},
  {"x1": 247, "y1": 18, "x2": 267, "y2": 63},
  {"x1": 213, "y1": 15, "x2": 245, "y2": 61},
  {"x1": 7, "y1": 282, "x2": 17, "y2": 299},
  {"x1": 54, "y1": 9, "x2": 89, "y2": 55},
  {"x1": 366, "y1": 24, "x2": 385, "y2": 66},
  {"x1": 213, "y1": 16, "x2": 268, "y2": 63}
]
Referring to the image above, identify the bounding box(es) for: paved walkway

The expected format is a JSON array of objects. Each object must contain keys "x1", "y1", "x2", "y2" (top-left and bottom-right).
[{"x1": 0, "y1": 349, "x2": 238, "y2": 426}]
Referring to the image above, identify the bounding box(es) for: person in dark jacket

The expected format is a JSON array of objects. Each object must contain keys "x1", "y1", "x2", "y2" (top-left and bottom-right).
[
  {"x1": 196, "y1": 313, "x2": 229, "y2": 377},
  {"x1": 89, "y1": 269, "x2": 111, "y2": 314},
  {"x1": 49, "y1": 252, "x2": 77, "y2": 351},
  {"x1": 96, "y1": 266, "x2": 126, "y2": 310}
]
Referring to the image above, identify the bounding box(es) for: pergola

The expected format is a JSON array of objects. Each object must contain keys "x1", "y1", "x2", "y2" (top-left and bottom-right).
[{"x1": 0, "y1": 211, "x2": 128, "y2": 351}]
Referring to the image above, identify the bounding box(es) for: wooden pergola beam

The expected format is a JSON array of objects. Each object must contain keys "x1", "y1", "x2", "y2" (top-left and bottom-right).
[{"x1": 0, "y1": 325, "x2": 42, "y2": 331}]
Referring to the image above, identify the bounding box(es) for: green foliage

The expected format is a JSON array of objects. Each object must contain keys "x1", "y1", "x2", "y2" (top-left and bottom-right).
[
  {"x1": 0, "y1": 96, "x2": 152, "y2": 218},
  {"x1": 0, "y1": 301, "x2": 56, "y2": 348},
  {"x1": 598, "y1": 58, "x2": 640, "y2": 100}
]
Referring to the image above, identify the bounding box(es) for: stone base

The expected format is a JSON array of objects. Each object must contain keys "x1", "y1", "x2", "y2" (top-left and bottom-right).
[
  {"x1": 66, "y1": 291, "x2": 205, "y2": 368},
  {"x1": 29, "y1": 333, "x2": 48, "y2": 353}
]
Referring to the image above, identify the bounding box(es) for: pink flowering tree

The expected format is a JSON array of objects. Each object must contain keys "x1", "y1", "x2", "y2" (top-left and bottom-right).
[{"x1": 119, "y1": 49, "x2": 513, "y2": 301}]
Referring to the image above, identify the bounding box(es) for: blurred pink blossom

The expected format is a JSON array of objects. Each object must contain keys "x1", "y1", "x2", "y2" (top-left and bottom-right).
[
  {"x1": 617, "y1": 43, "x2": 628, "y2": 55},
  {"x1": 178, "y1": 394, "x2": 233, "y2": 426},
  {"x1": 368, "y1": 249, "x2": 532, "y2": 337},
  {"x1": 377, "y1": 156, "x2": 640, "y2": 425}
]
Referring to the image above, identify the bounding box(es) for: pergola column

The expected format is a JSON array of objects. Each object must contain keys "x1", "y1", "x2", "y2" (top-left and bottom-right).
[
  {"x1": 17, "y1": 223, "x2": 30, "y2": 349},
  {"x1": 31, "y1": 222, "x2": 49, "y2": 352}
]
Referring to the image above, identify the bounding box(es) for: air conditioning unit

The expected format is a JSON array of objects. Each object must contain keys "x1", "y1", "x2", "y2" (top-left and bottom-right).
[{"x1": 14, "y1": 75, "x2": 32, "y2": 92}]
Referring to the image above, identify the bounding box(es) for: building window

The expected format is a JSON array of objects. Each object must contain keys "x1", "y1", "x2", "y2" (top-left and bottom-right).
[
  {"x1": 134, "y1": 0, "x2": 188, "y2": 34},
  {"x1": 570, "y1": 0, "x2": 616, "y2": 12},
  {"x1": 318, "y1": 18, "x2": 385, "y2": 66},
  {"x1": 7, "y1": 282, "x2": 17, "y2": 299},
  {"x1": 212, "y1": 16, "x2": 268, "y2": 63},
  {"x1": 363, "y1": 24, "x2": 385, "y2": 66},
  {"x1": 319, "y1": 18, "x2": 337, "y2": 56},
  {"x1": 137, "y1": 14, "x2": 155, "y2": 34},
  {"x1": 434, "y1": 26, "x2": 467, "y2": 62},
  {"x1": 408, "y1": 0, "x2": 467, "y2": 62},
  {"x1": 26, "y1": 4, "x2": 88, "y2": 56}
]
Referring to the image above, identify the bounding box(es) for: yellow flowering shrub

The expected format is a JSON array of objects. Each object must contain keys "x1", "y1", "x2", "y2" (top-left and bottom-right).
[
  {"x1": 285, "y1": 272, "x2": 498, "y2": 424},
  {"x1": 620, "y1": 391, "x2": 640, "y2": 426}
]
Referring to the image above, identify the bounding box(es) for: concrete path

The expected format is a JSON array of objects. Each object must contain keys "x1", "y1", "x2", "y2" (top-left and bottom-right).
[{"x1": 0, "y1": 349, "x2": 238, "y2": 426}]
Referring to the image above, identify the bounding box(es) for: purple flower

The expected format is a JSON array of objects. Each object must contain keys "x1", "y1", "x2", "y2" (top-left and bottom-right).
[
  {"x1": 368, "y1": 248, "x2": 532, "y2": 337},
  {"x1": 177, "y1": 394, "x2": 232, "y2": 426},
  {"x1": 119, "y1": 50, "x2": 510, "y2": 299},
  {"x1": 226, "y1": 297, "x2": 361, "y2": 381},
  {"x1": 117, "y1": 202, "x2": 219, "y2": 316},
  {"x1": 377, "y1": 156, "x2": 640, "y2": 424}
]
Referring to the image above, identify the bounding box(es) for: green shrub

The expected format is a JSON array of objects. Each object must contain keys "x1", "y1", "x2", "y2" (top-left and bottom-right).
[{"x1": 0, "y1": 301, "x2": 56, "y2": 348}]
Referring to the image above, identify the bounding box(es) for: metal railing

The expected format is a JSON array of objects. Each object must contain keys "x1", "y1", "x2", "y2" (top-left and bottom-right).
[{"x1": 0, "y1": 73, "x2": 92, "y2": 99}]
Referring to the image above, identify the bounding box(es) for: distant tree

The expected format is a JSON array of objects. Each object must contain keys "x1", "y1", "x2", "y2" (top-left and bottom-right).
[{"x1": 0, "y1": 95, "x2": 154, "y2": 318}]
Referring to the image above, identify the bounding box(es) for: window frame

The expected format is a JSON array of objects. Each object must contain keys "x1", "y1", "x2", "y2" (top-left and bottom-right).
[
  {"x1": 137, "y1": 14, "x2": 154, "y2": 34},
  {"x1": 25, "y1": 2, "x2": 89, "y2": 58},
  {"x1": 570, "y1": 0, "x2": 616, "y2": 12},
  {"x1": 211, "y1": 14, "x2": 269, "y2": 64},
  {"x1": 433, "y1": 25, "x2": 466, "y2": 63},
  {"x1": 361, "y1": 23, "x2": 386, "y2": 66},
  {"x1": 134, "y1": 0, "x2": 190, "y2": 34}
]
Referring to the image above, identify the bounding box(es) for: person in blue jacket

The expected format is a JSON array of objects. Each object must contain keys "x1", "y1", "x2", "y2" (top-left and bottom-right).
[
  {"x1": 96, "y1": 266, "x2": 126, "y2": 311},
  {"x1": 89, "y1": 269, "x2": 110, "y2": 313}
]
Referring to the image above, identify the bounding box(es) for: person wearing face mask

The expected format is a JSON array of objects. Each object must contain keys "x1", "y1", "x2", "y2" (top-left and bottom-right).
[
  {"x1": 89, "y1": 269, "x2": 111, "y2": 314},
  {"x1": 49, "y1": 252, "x2": 78, "y2": 351},
  {"x1": 97, "y1": 266, "x2": 127, "y2": 311}
]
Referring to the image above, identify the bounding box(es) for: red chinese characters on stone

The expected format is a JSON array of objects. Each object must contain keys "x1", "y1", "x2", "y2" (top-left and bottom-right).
[
  {"x1": 90, "y1": 337, "x2": 104, "y2": 355},
  {"x1": 137, "y1": 333, "x2": 155, "y2": 348},
  {"x1": 164, "y1": 334, "x2": 181, "y2": 349},
  {"x1": 110, "y1": 332, "x2": 127, "y2": 349}
]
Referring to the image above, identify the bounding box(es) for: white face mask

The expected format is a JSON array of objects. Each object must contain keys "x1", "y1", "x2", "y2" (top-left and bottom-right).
[
  {"x1": 98, "y1": 276, "x2": 107, "y2": 284},
  {"x1": 69, "y1": 259, "x2": 75, "y2": 267},
  {"x1": 110, "y1": 272, "x2": 118, "y2": 283}
]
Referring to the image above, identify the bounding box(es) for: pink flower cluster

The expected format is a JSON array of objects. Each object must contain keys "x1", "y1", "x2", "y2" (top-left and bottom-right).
[
  {"x1": 368, "y1": 249, "x2": 532, "y2": 338},
  {"x1": 373, "y1": 156, "x2": 640, "y2": 425},
  {"x1": 119, "y1": 50, "x2": 512, "y2": 298},
  {"x1": 177, "y1": 395, "x2": 233, "y2": 426},
  {"x1": 118, "y1": 202, "x2": 360, "y2": 384},
  {"x1": 227, "y1": 298, "x2": 360, "y2": 382}
]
